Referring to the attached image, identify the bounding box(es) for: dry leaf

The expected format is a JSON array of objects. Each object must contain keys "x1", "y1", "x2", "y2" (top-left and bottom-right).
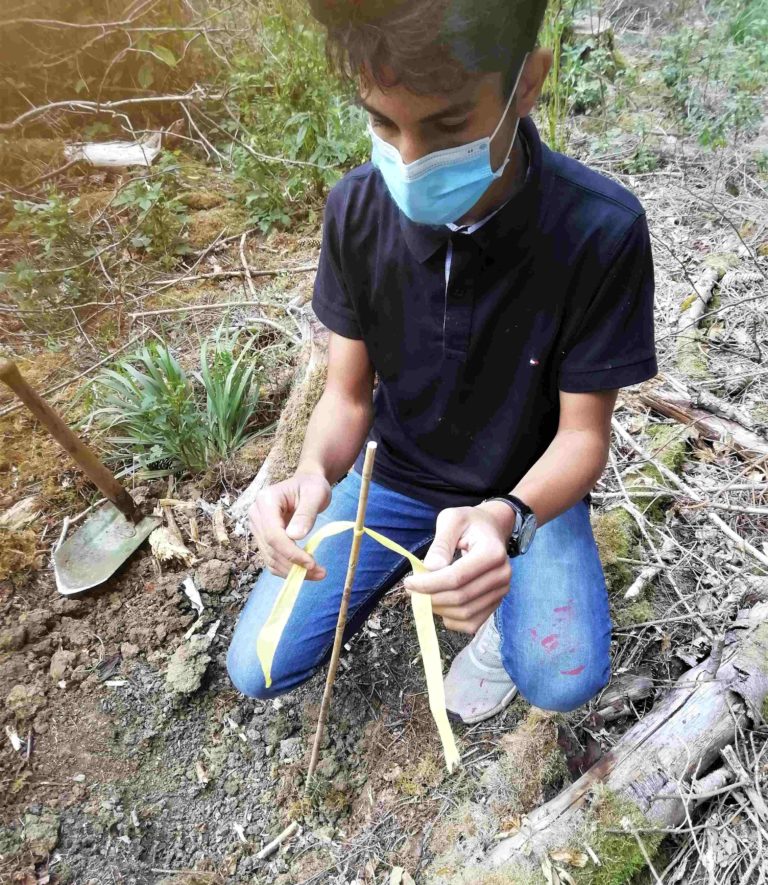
[{"x1": 550, "y1": 849, "x2": 589, "y2": 868}]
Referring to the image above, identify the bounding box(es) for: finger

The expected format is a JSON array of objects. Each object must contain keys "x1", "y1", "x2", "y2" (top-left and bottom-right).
[
  {"x1": 422, "y1": 508, "x2": 469, "y2": 571},
  {"x1": 263, "y1": 549, "x2": 327, "y2": 582},
  {"x1": 432, "y1": 582, "x2": 508, "y2": 623},
  {"x1": 286, "y1": 482, "x2": 328, "y2": 540},
  {"x1": 256, "y1": 493, "x2": 317, "y2": 571},
  {"x1": 407, "y1": 538, "x2": 507, "y2": 595},
  {"x1": 427, "y1": 566, "x2": 510, "y2": 613},
  {"x1": 443, "y1": 600, "x2": 503, "y2": 635}
]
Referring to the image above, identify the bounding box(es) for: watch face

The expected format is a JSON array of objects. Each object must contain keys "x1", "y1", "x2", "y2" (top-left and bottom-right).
[{"x1": 518, "y1": 514, "x2": 537, "y2": 554}]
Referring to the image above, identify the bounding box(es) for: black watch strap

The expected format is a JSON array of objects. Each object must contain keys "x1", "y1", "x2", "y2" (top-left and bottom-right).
[{"x1": 483, "y1": 494, "x2": 537, "y2": 557}]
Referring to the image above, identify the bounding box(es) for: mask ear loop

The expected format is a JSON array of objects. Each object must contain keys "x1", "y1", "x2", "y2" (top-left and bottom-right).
[{"x1": 490, "y1": 52, "x2": 529, "y2": 173}]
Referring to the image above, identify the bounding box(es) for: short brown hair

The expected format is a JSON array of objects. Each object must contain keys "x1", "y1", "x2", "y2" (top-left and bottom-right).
[{"x1": 308, "y1": 0, "x2": 548, "y2": 96}]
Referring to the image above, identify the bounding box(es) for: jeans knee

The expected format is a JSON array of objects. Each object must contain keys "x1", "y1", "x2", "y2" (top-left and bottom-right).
[
  {"x1": 226, "y1": 642, "x2": 280, "y2": 700},
  {"x1": 515, "y1": 661, "x2": 610, "y2": 713}
]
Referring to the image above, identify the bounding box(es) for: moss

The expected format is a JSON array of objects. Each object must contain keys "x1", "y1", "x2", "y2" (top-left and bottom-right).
[
  {"x1": 425, "y1": 865, "x2": 543, "y2": 885},
  {"x1": 623, "y1": 424, "x2": 690, "y2": 523},
  {"x1": 569, "y1": 787, "x2": 663, "y2": 885},
  {"x1": 486, "y1": 710, "x2": 568, "y2": 815},
  {"x1": 179, "y1": 190, "x2": 227, "y2": 210},
  {"x1": 0, "y1": 137, "x2": 66, "y2": 184},
  {"x1": 675, "y1": 330, "x2": 710, "y2": 380},
  {"x1": 72, "y1": 189, "x2": 117, "y2": 220},
  {"x1": 613, "y1": 598, "x2": 655, "y2": 628},
  {"x1": 592, "y1": 509, "x2": 638, "y2": 594},
  {"x1": 703, "y1": 251, "x2": 739, "y2": 275},
  {"x1": 646, "y1": 424, "x2": 690, "y2": 474},
  {"x1": 0, "y1": 527, "x2": 38, "y2": 582},
  {"x1": 395, "y1": 752, "x2": 444, "y2": 798},
  {"x1": 268, "y1": 365, "x2": 327, "y2": 485},
  {"x1": 185, "y1": 204, "x2": 248, "y2": 249}
]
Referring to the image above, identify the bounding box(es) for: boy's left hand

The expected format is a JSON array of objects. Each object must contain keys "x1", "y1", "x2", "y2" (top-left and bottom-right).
[{"x1": 403, "y1": 504, "x2": 514, "y2": 633}]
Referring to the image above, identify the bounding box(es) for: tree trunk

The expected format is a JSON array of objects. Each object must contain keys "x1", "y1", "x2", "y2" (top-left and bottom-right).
[
  {"x1": 230, "y1": 307, "x2": 328, "y2": 524},
  {"x1": 484, "y1": 602, "x2": 768, "y2": 875}
]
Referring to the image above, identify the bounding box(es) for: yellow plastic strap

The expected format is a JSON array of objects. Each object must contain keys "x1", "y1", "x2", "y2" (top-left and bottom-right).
[{"x1": 256, "y1": 520, "x2": 461, "y2": 772}]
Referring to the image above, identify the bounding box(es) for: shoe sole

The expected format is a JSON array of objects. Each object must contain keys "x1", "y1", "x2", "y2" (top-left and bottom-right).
[{"x1": 446, "y1": 685, "x2": 519, "y2": 725}]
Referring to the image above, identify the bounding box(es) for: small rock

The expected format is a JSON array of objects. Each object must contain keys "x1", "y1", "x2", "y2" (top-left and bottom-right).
[
  {"x1": 279, "y1": 736, "x2": 302, "y2": 760},
  {"x1": 59, "y1": 616, "x2": 90, "y2": 648},
  {"x1": 223, "y1": 774, "x2": 241, "y2": 796},
  {"x1": 195, "y1": 559, "x2": 231, "y2": 594},
  {"x1": 155, "y1": 624, "x2": 168, "y2": 643},
  {"x1": 6, "y1": 683, "x2": 45, "y2": 721},
  {"x1": 165, "y1": 636, "x2": 212, "y2": 694},
  {"x1": 315, "y1": 755, "x2": 340, "y2": 780},
  {"x1": 23, "y1": 810, "x2": 59, "y2": 856},
  {"x1": 49, "y1": 649, "x2": 77, "y2": 682},
  {"x1": 120, "y1": 642, "x2": 140, "y2": 659},
  {"x1": 0, "y1": 625, "x2": 27, "y2": 651},
  {"x1": 19, "y1": 609, "x2": 54, "y2": 641}
]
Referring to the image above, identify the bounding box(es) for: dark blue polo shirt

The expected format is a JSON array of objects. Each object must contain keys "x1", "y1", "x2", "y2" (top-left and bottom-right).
[{"x1": 312, "y1": 116, "x2": 657, "y2": 510}]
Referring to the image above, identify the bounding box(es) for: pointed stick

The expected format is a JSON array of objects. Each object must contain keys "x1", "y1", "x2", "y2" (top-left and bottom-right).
[{"x1": 305, "y1": 442, "x2": 377, "y2": 791}]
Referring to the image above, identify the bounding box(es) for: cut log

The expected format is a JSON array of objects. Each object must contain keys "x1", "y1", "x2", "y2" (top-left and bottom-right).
[
  {"x1": 638, "y1": 380, "x2": 768, "y2": 462},
  {"x1": 483, "y1": 602, "x2": 768, "y2": 877},
  {"x1": 231, "y1": 307, "x2": 329, "y2": 523}
]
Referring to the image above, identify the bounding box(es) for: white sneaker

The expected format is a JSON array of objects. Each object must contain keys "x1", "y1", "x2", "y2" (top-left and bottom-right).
[{"x1": 443, "y1": 614, "x2": 518, "y2": 724}]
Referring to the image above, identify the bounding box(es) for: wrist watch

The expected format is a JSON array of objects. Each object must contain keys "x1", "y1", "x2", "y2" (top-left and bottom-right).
[{"x1": 483, "y1": 494, "x2": 537, "y2": 557}]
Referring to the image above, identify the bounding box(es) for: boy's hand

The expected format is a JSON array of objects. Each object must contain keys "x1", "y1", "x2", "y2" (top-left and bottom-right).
[
  {"x1": 404, "y1": 503, "x2": 514, "y2": 633},
  {"x1": 249, "y1": 472, "x2": 332, "y2": 580}
]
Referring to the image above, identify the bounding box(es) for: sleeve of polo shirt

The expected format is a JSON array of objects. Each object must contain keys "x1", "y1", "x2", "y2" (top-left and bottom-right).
[
  {"x1": 311, "y1": 185, "x2": 363, "y2": 340},
  {"x1": 558, "y1": 213, "x2": 657, "y2": 393}
]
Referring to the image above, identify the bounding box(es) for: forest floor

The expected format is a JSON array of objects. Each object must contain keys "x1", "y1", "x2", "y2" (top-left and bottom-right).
[{"x1": 2, "y1": 1, "x2": 768, "y2": 884}]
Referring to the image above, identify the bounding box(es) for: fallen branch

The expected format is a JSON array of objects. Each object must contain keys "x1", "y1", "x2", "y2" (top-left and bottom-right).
[
  {"x1": 484, "y1": 602, "x2": 768, "y2": 875},
  {"x1": 612, "y1": 418, "x2": 768, "y2": 570},
  {"x1": 143, "y1": 264, "x2": 317, "y2": 288},
  {"x1": 638, "y1": 380, "x2": 768, "y2": 462},
  {"x1": 256, "y1": 820, "x2": 299, "y2": 860},
  {"x1": 0, "y1": 91, "x2": 220, "y2": 132},
  {"x1": 231, "y1": 307, "x2": 329, "y2": 522}
]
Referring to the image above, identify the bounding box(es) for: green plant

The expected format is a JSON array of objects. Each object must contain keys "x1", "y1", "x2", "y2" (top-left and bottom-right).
[
  {"x1": 2, "y1": 191, "x2": 103, "y2": 317},
  {"x1": 225, "y1": 0, "x2": 369, "y2": 232},
  {"x1": 539, "y1": 0, "x2": 573, "y2": 151},
  {"x1": 92, "y1": 343, "x2": 209, "y2": 473},
  {"x1": 196, "y1": 329, "x2": 262, "y2": 460},
  {"x1": 660, "y1": 0, "x2": 768, "y2": 147},
  {"x1": 111, "y1": 153, "x2": 191, "y2": 262},
  {"x1": 91, "y1": 331, "x2": 264, "y2": 474}
]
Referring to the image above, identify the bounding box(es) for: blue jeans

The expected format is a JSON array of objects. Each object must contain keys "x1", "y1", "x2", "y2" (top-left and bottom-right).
[{"x1": 227, "y1": 471, "x2": 612, "y2": 712}]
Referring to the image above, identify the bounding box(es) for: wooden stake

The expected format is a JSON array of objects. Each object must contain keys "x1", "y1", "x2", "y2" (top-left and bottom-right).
[{"x1": 305, "y1": 442, "x2": 377, "y2": 790}]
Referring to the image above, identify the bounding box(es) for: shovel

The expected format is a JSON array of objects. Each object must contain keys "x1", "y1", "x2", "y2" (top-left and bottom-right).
[{"x1": 0, "y1": 359, "x2": 161, "y2": 595}]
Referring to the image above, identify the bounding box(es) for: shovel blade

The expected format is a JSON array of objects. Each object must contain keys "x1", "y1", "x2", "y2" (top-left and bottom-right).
[{"x1": 53, "y1": 503, "x2": 160, "y2": 595}]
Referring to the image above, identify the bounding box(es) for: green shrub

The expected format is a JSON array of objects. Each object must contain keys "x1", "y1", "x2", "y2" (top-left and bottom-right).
[
  {"x1": 2, "y1": 191, "x2": 103, "y2": 319},
  {"x1": 91, "y1": 331, "x2": 264, "y2": 474},
  {"x1": 661, "y1": 0, "x2": 768, "y2": 147},
  {"x1": 225, "y1": 2, "x2": 369, "y2": 231},
  {"x1": 111, "y1": 154, "x2": 191, "y2": 263}
]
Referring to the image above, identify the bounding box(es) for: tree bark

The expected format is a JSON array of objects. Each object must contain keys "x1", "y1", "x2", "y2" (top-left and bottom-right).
[{"x1": 230, "y1": 307, "x2": 328, "y2": 524}]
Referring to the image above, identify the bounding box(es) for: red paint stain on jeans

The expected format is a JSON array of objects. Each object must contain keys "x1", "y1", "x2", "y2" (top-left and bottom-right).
[
  {"x1": 530, "y1": 627, "x2": 538, "y2": 640},
  {"x1": 560, "y1": 664, "x2": 586, "y2": 676},
  {"x1": 541, "y1": 634, "x2": 559, "y2": 651}
]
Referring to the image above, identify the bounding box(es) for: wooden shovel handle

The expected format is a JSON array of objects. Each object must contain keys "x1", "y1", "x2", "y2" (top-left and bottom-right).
[{"x1": 0, "y1": 359, "x2": 140, "y2": 523}]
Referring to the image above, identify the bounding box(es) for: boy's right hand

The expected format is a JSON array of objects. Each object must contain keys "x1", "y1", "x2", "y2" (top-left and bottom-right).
[{"x1": 248, "y1": 471, "x2": 332, "y2": 580}]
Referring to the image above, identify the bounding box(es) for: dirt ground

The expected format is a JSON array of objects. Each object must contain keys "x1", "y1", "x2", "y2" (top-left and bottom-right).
[{"x1": 2, "y1": 2, "x2": 768, "y2": 883}]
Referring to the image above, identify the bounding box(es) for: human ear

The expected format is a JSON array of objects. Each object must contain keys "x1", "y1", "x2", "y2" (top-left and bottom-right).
[{"x1": 515, "y1": 47, "x2": 553, "y2": 118}]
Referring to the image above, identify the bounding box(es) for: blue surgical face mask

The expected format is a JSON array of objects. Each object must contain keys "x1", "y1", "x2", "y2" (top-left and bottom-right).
[{"x1": 370, "y1": 56, "x2": 528, "y2": 226}]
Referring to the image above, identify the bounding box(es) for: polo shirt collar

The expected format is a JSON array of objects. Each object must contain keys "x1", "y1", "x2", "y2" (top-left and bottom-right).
[{"x1": 397, "y1": 115, "x2": 550, "y2": 263}]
